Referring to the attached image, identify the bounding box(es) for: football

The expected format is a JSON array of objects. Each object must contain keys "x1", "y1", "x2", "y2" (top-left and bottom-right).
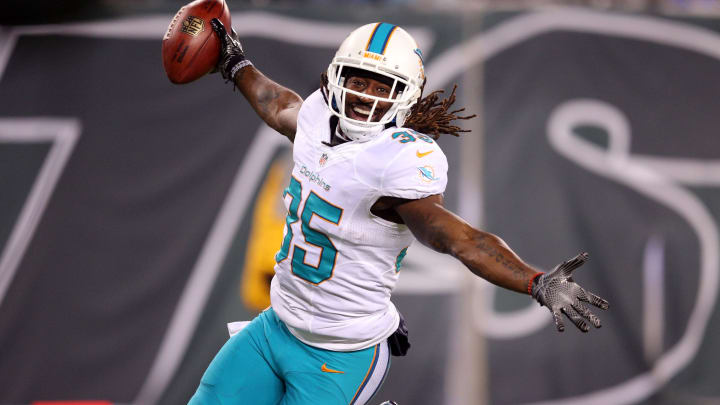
[{"x1": 162, "y1": 0, "x2": 231, "y2": 84}]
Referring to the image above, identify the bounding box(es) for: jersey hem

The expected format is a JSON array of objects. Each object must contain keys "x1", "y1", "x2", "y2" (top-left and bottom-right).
[{"x1": 282, "y1": 311, "x2": 399, "y2": 352}]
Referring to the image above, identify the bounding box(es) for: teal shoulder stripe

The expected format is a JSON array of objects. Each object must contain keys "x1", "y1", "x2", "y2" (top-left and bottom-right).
[{"x1": 367, "y1": 23, "x2": 397, "y2": 55}]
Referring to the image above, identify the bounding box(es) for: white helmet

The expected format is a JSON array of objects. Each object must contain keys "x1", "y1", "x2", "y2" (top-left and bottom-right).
[{"x1": 326, "y1": 22, "x2": 426, "y2": 142}]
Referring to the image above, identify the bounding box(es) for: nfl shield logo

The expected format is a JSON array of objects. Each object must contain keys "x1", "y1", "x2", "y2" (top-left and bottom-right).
[{"x1": 319, "y1": 153, "x2": 329, "y2": 166}]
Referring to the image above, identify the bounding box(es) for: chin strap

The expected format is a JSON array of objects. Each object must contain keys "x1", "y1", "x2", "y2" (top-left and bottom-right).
[
  {"x1": 338, "y1": 117, "x2": 384, "y2": 142},
  {"x1": 334, "y1": 126, "x2": 350, "y2": 142}
]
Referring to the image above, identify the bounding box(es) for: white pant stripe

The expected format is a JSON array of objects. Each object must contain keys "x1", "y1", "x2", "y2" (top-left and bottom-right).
[{"x1": 353, "y1": 341, "x2": 391, "y2": 405}]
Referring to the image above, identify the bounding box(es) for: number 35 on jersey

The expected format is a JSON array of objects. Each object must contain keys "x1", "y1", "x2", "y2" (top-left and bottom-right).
[{"x1": 275, "y1": 177, "x2": 343, "y2": 284}]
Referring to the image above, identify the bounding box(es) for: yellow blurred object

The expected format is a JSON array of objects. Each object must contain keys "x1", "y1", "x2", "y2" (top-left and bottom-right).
[{"x1": 241, "y1": 152, "x2": 291, "y2": 312}]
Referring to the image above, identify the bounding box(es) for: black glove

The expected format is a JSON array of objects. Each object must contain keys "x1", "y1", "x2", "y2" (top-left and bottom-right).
[
  {"x1": 387, "y1": 311, "x2": 410, "y2": 356},
  {"x1": 531, "y1": 252, "x2": 609, "y2": 332},
  {"x1": 210, "y1": 18, "x2": 251, "y2": 81}
]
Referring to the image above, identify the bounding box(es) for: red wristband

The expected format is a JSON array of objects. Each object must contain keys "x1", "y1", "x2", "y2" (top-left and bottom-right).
[{"x1": 528, "y1": 272, "x2": 544, "y2": 295}]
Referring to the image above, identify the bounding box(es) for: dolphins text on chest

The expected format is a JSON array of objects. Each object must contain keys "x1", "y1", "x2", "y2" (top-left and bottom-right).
[{"x1": 299, "y1": 165, "x2": 332, "y2": 191}]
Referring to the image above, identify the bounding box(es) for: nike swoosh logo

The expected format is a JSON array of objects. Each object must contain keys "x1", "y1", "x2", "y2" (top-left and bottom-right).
[
  {"x1": 416, "y1": 149, "x2": 433, "y2": 158},
  {"x1": 321, "y1": 363, "x2": 344, "y2": 374}
]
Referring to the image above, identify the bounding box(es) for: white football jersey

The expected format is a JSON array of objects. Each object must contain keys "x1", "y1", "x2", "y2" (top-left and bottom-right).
[{"x1": 270, "y1": 89, "x2": 448, "y2": 351}]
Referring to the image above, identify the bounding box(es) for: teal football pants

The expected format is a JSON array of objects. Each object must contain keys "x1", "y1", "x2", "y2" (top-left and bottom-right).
[{"x1": 188, "y1": 308, "x2": 391, "y2": 405}]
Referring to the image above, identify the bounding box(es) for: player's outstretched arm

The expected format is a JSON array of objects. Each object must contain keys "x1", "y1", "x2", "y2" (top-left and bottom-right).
[
  {"x1": 394, "y1": 194, "x2": 538, "y2": 292},
  {"x1": 210, "y1": 19, "x2": 302, "y2": 142},
  {"x1": 394, "y1": 194, "x2": 609, "y2": 332}
]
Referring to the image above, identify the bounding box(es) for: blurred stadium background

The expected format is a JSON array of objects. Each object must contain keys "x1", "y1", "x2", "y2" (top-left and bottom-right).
[{"x1": 2, "y1": 0, "x2": 720, "y2": 404}]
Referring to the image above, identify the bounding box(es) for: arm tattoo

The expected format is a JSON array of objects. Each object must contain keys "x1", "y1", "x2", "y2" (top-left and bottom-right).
[
  {"x1": 472, "y1": 234, "x2": 527, "y2": 281},
  {"x1": 426, "y1": 222, "x2": 449, "y2": 253},
  {"x1": 257, "y1": 88, "x2": 281, "y2": 116},
  {"x1": 412, "y1": 210, "x2": 451, "y2": 254}
]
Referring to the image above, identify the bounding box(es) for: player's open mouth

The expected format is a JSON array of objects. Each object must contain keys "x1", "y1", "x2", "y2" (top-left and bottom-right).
[{"x1": 348, "y1": 104, "x2": 383, "y2": 122}]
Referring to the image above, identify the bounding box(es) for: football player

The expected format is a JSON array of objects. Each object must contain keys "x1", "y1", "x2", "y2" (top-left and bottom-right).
[{"x1": 188, "y1": 20, "x2": 609, "y2": 405}]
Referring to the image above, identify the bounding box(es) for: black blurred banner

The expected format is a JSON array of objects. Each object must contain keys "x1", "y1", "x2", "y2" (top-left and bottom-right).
[{"x1": 481, "y1": 10, "x2": 720, "y2": 405}]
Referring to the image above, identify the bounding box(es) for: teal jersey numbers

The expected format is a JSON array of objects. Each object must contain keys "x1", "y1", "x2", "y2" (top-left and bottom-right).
[
  {"x1": 391, "y1": 130, "x2": 434, "y2": 144},
  {"x1": 276, "y1": 177, "x2": 343, "y2": 284},
  {"x1": 391, "y1": 131, "x2": 416, "y2": 143},
  {"x1": 275, "y1": 177, "x2": 302, "y2": 263}
]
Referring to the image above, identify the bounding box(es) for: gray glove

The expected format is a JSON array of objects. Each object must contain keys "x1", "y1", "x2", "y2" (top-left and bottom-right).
[
  {"x1": 210, "y1": 18, "x2": 251, "y2": 81},
  {"x1": 531, "y1": 252, "x2": 609, "y2": 332}
]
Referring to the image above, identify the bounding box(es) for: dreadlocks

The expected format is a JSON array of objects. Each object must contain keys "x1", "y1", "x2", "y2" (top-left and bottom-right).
[
  {"x1": 320, "y1": 72, "x2": 476, "y2": 139},
  {"x1": 404, "y1": 85, "x2": 476, "y2": 139}
]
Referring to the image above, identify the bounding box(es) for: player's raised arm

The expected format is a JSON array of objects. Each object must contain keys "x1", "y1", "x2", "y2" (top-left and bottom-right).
[
  {"x1": 393, "y1": 194, "x2": 609, "y2": 333},
  {"x1": 211, "y1": 19, "x2": 302, "y2": 142}
]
